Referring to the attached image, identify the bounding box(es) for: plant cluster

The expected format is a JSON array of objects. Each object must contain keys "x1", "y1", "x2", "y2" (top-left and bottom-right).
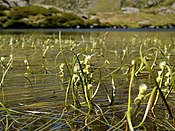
[
  {"x1": 0, "y1": 5, "x2": 107, "y2": 28},
  {"x1": 0, "y1": 33, "x2": 174, "y2": 130}
]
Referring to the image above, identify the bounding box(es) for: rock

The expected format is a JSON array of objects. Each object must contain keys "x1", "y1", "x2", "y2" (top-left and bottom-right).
[
  {"x1": 165, "y1": 9, "x2": 175, "y2": 14},
  {"x1": 159, "y1": 7, "x2": 175, "y2": 14},
  {"x1": 15, "y1": 0, "x2": 29, "y2": 7},
  {"x1": 147, "y1": 0, "x2": 156, "y2": 7},
  {"x1": 0, "y1": 0, "x2": 9, "y2": 7},
  {"x1": 145, "y1": 0, "x2": 164, "y2": 8},
  {"x1": 160, "y1": 7, "x2": 167, "y2": 12},
  {"x1": 138, "y1": 20, "x2": 151, "y2": 27},
  {"x1": 121, "y1": 7, "x2": 140, "y2": 14},
  {"x1": 149, "y1": 25, "x2": 156, "y2": 29},
  {"x1": 0, "y1": 0, "x2": 29, "y2": 8},
  {"x1": 168, "y1": 24, "x2": 174, "y2": 29}
]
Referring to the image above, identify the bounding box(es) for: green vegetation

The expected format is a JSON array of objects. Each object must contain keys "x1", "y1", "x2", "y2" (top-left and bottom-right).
[
  {"x1": 162, "y1": 0, "x2": 175, "y2": 6},
  {"x1": 0, "y1": 0, "x2": 174, "y2": 29},
  {"x1": 0, "y1": 5, "x2": 9, "y2": 11},
  {"x1": 10, "y1": 6, "x2": 51, "y2": 20},
  {"x1": 0, "y1": 6, "x2": 90, "y2": 28},
  {"x1": 89, "y1": 0, "x2": 118, "y2": 12}
]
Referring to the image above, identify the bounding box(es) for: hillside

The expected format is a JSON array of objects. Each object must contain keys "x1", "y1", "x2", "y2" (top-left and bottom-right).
[
  {"x1": 28, "y1": 0, "x2": 175, "y2": 12},
  {"x1": 0, "y1": 0, "x2": 175, "y2": 28}
]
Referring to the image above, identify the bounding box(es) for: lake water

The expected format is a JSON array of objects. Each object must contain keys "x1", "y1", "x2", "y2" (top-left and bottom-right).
[{"x1": 0, "y1": 29, "x2": 175, "y2": 130}]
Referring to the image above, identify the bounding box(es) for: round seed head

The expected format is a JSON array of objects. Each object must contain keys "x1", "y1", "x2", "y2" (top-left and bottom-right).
[
  {"x1": 10, "y1": 54, "x2": 13, "y2": 58},
  {"x1": 1, "y1": 57, "x2": 5, "y2": 62},
  {"x1": 88, "y1": 84, "x2": 93, "y2": 90},
  {"x1": 25, "y1": 72, "x2": 28, "y2": 76},
  {"x1": 123, "y1": 49, "x2": 126, "y2": 54},
  {"x1": 159, "y1": 61, "x2": 166, "y2": 70},
  {"x1": 131, "y1": 60, "x2": 135, "y2": 65},
  {"x1": 59, "y1": 63, "x2": 65, "y2": 69},
  {"x1": 27, "y1": 66, "x2": 30, "y2": 70},
  {"x1": 24, "y1": 60, "x2": 28, "y2": 64},
  {"x1": 165, "y1": 72, "x2": 170, "y2": 77},
  {"x1": 74, "y1": 63, "x2": 80, "y2": 73},
  {"x1": 139, "y1": 83, "x2": 147, "y2": 94},
  {"x1": 165, "y1": 81, "x2": 169, "y2": 87},
  {"x1": 158, "y1": 71, "x2": 162, "y2": 76},
  {"x1": 156, "y1": 76, "x2": 161, "y2": 83}
]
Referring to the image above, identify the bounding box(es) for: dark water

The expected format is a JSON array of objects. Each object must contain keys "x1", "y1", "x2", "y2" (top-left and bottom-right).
[{"x1": 0, "y1": 29, "x2": 175, "y2": 130}]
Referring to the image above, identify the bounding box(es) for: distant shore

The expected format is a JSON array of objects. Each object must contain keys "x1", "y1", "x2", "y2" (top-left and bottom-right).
[{"x1": 0, "y1": 28, "x2": 175, "y2": 34}]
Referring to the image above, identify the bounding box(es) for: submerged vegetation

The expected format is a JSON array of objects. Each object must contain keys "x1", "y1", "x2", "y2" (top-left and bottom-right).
[{"x1": 0, "y1": 32, "x2": 175, "y2": 130}]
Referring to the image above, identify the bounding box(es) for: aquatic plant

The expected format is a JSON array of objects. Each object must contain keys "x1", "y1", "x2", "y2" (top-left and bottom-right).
[
  {"x1": 0, "y1": 55, "x2": 13, "y2": 103},
  {"x1": 0, "y1": 33, "x2": 174, "y2": 130}
]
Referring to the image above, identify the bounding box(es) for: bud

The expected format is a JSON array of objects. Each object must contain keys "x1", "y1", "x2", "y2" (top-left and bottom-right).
[
  {"x1": 10, "y1": 54, "x2": 13, "y2": 58},
  {"x1": 1, "y1": 57, "x2": 5, "y2": 62},
  {"x1": 139, "y1": 83, "x2": 147, "y2": 95},
  {"x1": 83, "y1": 65, "x2": 90, "y2": 74},
  {"x1": 158, "y1": 71, "x2": 162, "y2": 76},
  {"x1": 165, "y1": 81, "x2": 169, "y2": 87},
  {"x1": 131, "y1": 60, "x2": 135, "y2": 65},
  {"x1": 156, "y1": 76, "x2": 161, "y2": 83},
  {"x1": 88, "y1": 84, "x2": 93, "y2": 90},
  {"x1": 159, "y1": 61, "x2": 166, "y2": 70},
  {"x1": 25, "y1": 72, "x2": 28, "y2": 76},
  {"x1": 84, "y1": 55, "x2": 91, "y2": 65},
  {"x1": 72, "y1": 74, "x2": 79, "y2": 82},
  {"x1": 27, "y1": 66, "x2": 30, "y2": 70},
  {"x1": 165, "y1": 72, "x2": 170, "y2": 77},
  {"x1": 123, "y1": 49, "x2": 126, "y2": 54},
  {"x1": 74, "y1": 63, "x2": 80, "y2": 73},
  {"x1": 59, "y1": 63, "x2": 65, "y2": 70},
  {"x1": 165, "y1": 78, "x2": 170, "y2": 87},
  {"x1": 24, "y1": 60, "x2": 28, "y2": 65}
]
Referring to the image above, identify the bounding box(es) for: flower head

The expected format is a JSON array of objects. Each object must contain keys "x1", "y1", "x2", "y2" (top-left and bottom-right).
[
  {"x1": 1, "y1": 57, "x2": 5, "y2": 62},
  {"x1": 24, "y1": 60, "x2": 28, "y2": 65},
  {"x1": 74, "y1": 63, "x2": 80, "y2": 73},
  {"x1": 84, "y1": 55, "x2": 92, "y2": 65},
  {"x1": 139, "y1": 83, "x2": 147, "y2": 95},
  {"x1": 131, "y1": 60, "x2": 135, "y2": 65},
  {"x1": 159, "y1": 61, "x2": 166, "y2": 70},
  {"x1": 158, "y1": 71, "x2": 162, "y2": 76}
]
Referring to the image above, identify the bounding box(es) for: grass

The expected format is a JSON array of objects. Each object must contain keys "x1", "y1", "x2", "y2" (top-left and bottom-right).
[
  {"x1": 161, "y1": 0, "x2": 175, "y2": 6},
  {"x1": 97, "y1": 12, "x2": 175, "y2": 28},
  {"x1": 0, "y1": 32, "x2": 175, "y2": 130},
  {"x1": 89, "y1": 0, "x2": 120, "y2": 12},
  {"x1": 0, "y1": 1, "x2": 175, "y2": 28}
]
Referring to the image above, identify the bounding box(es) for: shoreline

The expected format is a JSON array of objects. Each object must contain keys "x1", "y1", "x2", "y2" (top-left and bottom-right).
[{"x1": 0, "y1": 28, "x2": 175, "y2": 33}]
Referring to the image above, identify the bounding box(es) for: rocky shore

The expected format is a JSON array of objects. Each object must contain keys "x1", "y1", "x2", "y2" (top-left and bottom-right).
[{"x1": 0, "y1": 0, "x2": 174, "y2": 29}]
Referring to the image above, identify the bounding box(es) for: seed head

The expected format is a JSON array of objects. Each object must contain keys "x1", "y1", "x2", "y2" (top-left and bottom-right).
[
  {"x1": 158, "y1": 71, "x2": 162, "y2": 76},
  {"x1": 1, "y1": 57, "x2": 5, "y2": 62},
  {"x1": 165, "y1": 81, "x2": 169, "y2": 87},
  {"x1": 165, "y1": 72, "x2": 170, "y2": 77},
  {"x1": 10, "y1": 54, "x2": 13, "y2": 58},
  {"x1": 74, "y1": 63, "x2": 80, "y2": 73},
  {"x1": 88, "y1": 84, "x2": 93, "y2": 90},
  {"x1": 84, "y1": 55, "x2": 91, "y2": 65},
  {"x1": 24, "y1": 60, "x2": 28, "y2": 65},
  {"x1": 156, "y1": 76, "x2": 161, "y2": 83},
  {"x1": 159, "y1": 61, "x2": 166, "y2": 70},
  {"x1": 131, "y1": 60, "x2": 135, "y2": 65},
  {"x1": 139, "y1": 83, "x2": 147, "y2": 94}
]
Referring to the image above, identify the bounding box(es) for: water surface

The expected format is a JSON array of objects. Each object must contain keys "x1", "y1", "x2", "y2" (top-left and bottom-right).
[{"x1": 0, "y1": 30, "x2": 175, "y2": 130}]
